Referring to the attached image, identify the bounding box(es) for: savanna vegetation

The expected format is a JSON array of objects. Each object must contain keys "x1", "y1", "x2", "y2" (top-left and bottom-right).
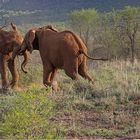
[
  {"x1": 0, "y1": 6, "x2": 140, "y2": 139},
  {"x1": 0, "y1": 60, "x2": 140, "y2": 139},
  {"x1": 69, "y1": 7, "x2": 140, "y2": 63}
]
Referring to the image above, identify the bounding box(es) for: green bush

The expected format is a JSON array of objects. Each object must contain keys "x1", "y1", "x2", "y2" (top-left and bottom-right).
[{"x1": 0, "y1": 85, "x2": 59, "y2": 139}]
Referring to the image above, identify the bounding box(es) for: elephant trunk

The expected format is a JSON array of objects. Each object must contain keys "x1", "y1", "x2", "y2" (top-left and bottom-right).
[
  {"x1": 18, "y1": 41, "x2": 29, "y2": 55},
  {"x1": 21, "y1": 50, "x2": 30, "y2": 74},
  {"x1": 12, "y1": 43, "x2": 30, "y2": 74},
  {"x1": 12, "y1": 46, "x2": 21, "y2": 60}
]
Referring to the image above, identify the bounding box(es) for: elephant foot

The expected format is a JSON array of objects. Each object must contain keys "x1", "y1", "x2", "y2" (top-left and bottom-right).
[
  {"x1": 2, "y1": 81, "x2": 9, "y2": 90},
  {"x1": 0, "y1": 87, "x2": 10, "y2": 94},
  {"x1": 10, "y1": 81, "x2": 20, "y2": 91},
  {"x1": 11, "y1": 84, "x2": 19, "y2": 90},
  {"x1": 90, "y1": 80, "x2": 94, "y2": 85},
  {"x1": 10, "y1": 80, "x2": 16, "y2": 86},
  {"x1": 10, "y1": 81, "x2": 18, "y2": 87},
  {"x1": 1, "y1": 85, "x2": 9, "y2": 91},
  {"x1": 13, "y1": 86, "x2": 22, "y2": 92},
  {"x1": 52, "y1": 81, "x2": 59, "y2": 92},
  {"x1": 44, "y1": 81, "x2": 59, "y2": 92}
]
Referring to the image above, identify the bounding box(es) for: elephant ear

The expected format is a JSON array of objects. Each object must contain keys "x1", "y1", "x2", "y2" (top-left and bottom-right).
[
  {"x1": 22, "y1": 29, "x2": 36, "y2": 53},
  {"x1": 27, "y1": 29, "x2": 36, "y2": 44},
  {"x1": 11, "y1": 23, "x2": 17, "y2": 31}
]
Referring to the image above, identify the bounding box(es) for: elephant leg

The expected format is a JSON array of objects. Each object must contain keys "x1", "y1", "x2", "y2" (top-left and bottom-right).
[
  {"x1": 78, "y1": 58, "x2": 94, "y2": 84},
  {"x1": 64, "y1": 59, "x2": 79, "y2": 80},
  {"x1": 50, "y1": 69, "x2": 57, "y2": 82},
  {"x1": 8, "y1": 59, "x2": 19, "y2": 89},
  {"x1": 50, "y1": 69, "x2": 59, "y2": 91},
  {"x1": 0, "y1": 54, "x2": 9, "y2": 89},
  {"x1": 43, "y1": 63, "x2": 53, "y2": 88},
  {"x1": 65, "y1": 70, "x2": 79, "y2": 80}
]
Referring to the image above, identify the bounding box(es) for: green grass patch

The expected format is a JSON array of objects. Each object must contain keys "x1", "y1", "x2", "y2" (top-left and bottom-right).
[
  {"x1": 0, "y1": 61, "x2": 140, "y2": 139},
  {"x1": 0, "y1": 86, "x2": 62, "y2": 139}
]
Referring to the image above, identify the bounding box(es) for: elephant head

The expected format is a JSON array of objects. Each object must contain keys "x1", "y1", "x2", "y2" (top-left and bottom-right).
[
  {"x1": 12, "y1": 28, "x2": 38, "y2": 74},
  {"x1": 18, "y1": 25, "x2": 58, "y2": 54},
  {"x1": 21, "y1": 29, "x2": 37, "y2": 54},
  {"x1": 0, "y1": 23, "x2": 24, "y2": 55},
  {"x1": 13, "y1": 28, "x2": 40, "y2": 57},
  {"x1": 12, "y1": 25, "x2": 58, "y2": 72}
]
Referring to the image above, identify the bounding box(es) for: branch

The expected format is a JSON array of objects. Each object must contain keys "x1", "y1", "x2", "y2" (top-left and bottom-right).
[{"x1": 132, "y1": 23, "x2": 138, "y2": 38}]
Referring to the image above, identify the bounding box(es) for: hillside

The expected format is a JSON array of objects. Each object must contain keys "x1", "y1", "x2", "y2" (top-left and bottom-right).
[
  {"x1": 1, "y1": 0, "x2": 140, "y2": 11},
  {"x1": 0, "y1": 0, "x2": 140, "y2": 23}
]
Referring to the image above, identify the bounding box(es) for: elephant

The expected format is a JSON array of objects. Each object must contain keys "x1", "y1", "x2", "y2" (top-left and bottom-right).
[
  {"x1": 0, "y1": 23, "x2": 28, "y2": 90},
  {"x1": 13, "y1": 25, "x2": 107, "y2": 90}
]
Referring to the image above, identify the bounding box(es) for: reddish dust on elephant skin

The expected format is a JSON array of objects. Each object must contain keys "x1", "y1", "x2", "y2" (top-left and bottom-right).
[
  {"x1": 18, "y1": 25, "x2": 95, "y2": 90},
  {"x1": 0, "y1": 23, "x2": 28, "y2": 90}
]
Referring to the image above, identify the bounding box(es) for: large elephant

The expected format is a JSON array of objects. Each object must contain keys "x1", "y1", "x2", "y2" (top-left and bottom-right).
[
  {"x1": 0, "y1": 23, "x2": 28, "y2": 90},
  {"x1": 13, "y1": 25, "x2": 106, "y2": 90}
]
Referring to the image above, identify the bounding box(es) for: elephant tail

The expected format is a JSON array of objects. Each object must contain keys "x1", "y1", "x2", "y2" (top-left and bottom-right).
[
  {"x1": 79, "y1": 50, "x2": 108, "y2": 61},
  {"x1": 64, "y1": 30, "x2": 108, "y2": 61}
]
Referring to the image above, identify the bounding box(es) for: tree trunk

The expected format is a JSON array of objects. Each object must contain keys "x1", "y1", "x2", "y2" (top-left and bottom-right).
[
  {"x1": 130, "y1": 37, "x2": 135, "y2": 65},
  {"x1": 84, "y1": 26, "x2": 90, "y2": 46}
]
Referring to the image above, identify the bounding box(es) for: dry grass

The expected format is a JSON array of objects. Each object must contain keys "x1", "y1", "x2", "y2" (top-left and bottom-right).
[
  {"x1": 51, "y1": 60, "x2": 140, "y2": 139},
  {"x1": 0, "y1": 60, "x2": 140, "y2": 139}
]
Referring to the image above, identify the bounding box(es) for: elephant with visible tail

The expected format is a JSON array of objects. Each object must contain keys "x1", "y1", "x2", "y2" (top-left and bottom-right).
[
  {"x1": 13, "y1": 25, "x2": 107, "y2": 90},
  {"x1": 0, "y1": 23, "x2": 28, "y2": 90}
]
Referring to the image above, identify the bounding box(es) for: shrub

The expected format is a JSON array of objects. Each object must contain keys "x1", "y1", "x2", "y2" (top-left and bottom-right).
[{"x1": 0, "y1": 85, "x2": 59, "y2": 139}]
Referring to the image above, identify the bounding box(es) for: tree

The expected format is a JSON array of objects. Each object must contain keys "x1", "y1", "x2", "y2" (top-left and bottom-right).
[
  {"x1": 94, "y1": 12, "x2": 121, "y2": 59},
  {"x1": 69, "y1": 9, "x2": 99, "y2": 48},
  {"x1": 69, "y1": 7, "x2": 140, "y2": 61},
  {"x1": 115, "y1": 6, "x2": 140, "y2": 63}
]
